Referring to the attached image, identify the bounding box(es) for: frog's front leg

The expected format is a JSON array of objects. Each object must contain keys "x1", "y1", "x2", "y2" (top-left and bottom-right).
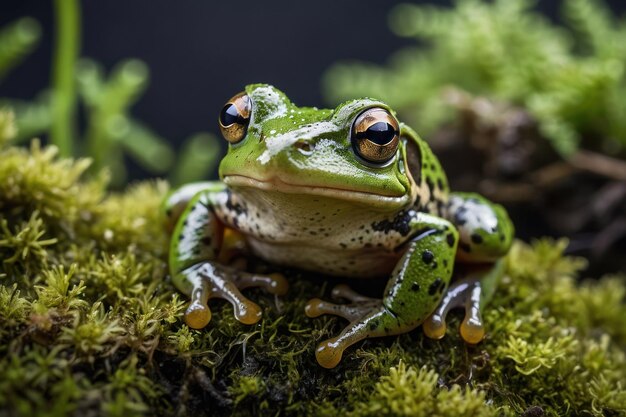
[
  {"x1": 305, "y1": 214, "x2": 458, "y2": 369},
  {"x1": 169, "y1": 186, "x2": 288, "y2": 328}
]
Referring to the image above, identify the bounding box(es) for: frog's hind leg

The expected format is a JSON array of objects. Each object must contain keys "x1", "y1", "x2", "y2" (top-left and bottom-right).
[
  {"x1": 446, "y1": 192, "x2": 514, "y2": 262},
  {"x1": 423, "y1": 261, "x2": 503, "y2": 344},
  {"x1": 429, "y1": 192, "x2": 514, "y2": 343}
]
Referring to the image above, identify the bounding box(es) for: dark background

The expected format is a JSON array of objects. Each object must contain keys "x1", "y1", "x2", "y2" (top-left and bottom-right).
[{"x1": 0, "y1": 0, "x2": 624, "y2": 175}]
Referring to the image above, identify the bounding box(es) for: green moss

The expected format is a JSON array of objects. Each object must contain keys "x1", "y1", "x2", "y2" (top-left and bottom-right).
[
  {"x1": 0, "y1": 137, "x2": 624, "y2": 416},
  {"x1": 0, "y1": 109, "x2": 17, "y2": 148}
]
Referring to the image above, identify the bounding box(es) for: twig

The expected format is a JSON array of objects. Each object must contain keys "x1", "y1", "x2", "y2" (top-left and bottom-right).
[{"x1": 569, "y1": 150, "x2": 626, "y2": 181}]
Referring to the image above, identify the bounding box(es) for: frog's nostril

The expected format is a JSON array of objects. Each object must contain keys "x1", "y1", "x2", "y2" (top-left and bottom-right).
[{"x1": 294, "y1": 139, "x2": 314, "y2": 156}]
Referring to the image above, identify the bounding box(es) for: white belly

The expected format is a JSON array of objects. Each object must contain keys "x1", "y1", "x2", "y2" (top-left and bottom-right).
[
  {"x1": 215, "y1": 187, "x2": 411, "y2": 278},
  {"x1": 247, "y1": 237, "x2": 400, "y2": 278}
]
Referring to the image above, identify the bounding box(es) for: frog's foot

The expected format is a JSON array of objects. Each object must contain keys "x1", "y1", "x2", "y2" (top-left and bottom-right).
[
  {"x1": 422, "y1": 277, "x2": 485, "y2": 344},
  {"x1": 184, "y1": 263, "x2": 288, "y2": 329},
  {"x1": 305, "y1": 285, "x2": 404, "y2": 369}
]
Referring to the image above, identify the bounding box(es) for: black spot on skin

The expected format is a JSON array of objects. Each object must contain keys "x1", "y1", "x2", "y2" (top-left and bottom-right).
[
  {"x1": 438, "y1": 280, "x2": 445, "y2": 293},
  {"x1": 431, "y1": 261, "x2": 438, "y2": 269},
  {"x1": 500, "y1": 234, "x2": 506, "y2": 242},
  {"x1": 426, "y1": 177, "x2": 435, "y2": 192},
  {"x1": 200, "y1": 236, "x2": 212, "y2": 246},
  {"x1": 225, "y1": 190, "x2": 247, "y2": 216},
  {"x1": 372, "y1": 210, "x2": 413, "y2": 236},
  {"x1": 437, "y1": 178, "x2": 444, "y2": 189},
  {"x1": 411, "y1": 282, "x2": 420, "y2": 292},
  {"x1": 446, "y1": 233, "x2": 455, "y2": 247},
  {"x1": 422, "y1": 250, "x2": 434, "y2": 264},
  {"x1": 165, "y1": 208, "x2": 172, "y2": 217},
  {"x1": 340, "y1": 243, "x2": 347, "y2": 248},
  {"x1": 429, "y1": 278, "x2": 443, "y2": 295},
  {"x1": 443, "y1": 259, "x2": 448, "y2": 268},
  {"x1": 369, "y1": 322, "x2": 377, "y2": 331},
  {"x1": 436, "y1": 200, "x2": 445, "y2": 215},
  {"x1": 454, "y1": 206, "x2": 467, "y2": 226},
  {"x1": 471, "y1": 233, "x2": 483, "y2": 244},
  {"x1": 459, "y1": 242, "x2": 471, "y2": 253}
]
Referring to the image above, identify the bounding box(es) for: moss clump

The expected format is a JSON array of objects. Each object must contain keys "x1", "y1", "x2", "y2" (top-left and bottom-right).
[{"x1": 0, "y1": 130, "x2": 625, "y2": 416}]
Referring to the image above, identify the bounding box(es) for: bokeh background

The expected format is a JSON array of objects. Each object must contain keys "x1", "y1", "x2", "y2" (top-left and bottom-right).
[{"x1": 2, "y1": 0, "x2": 624, "y2": 178}]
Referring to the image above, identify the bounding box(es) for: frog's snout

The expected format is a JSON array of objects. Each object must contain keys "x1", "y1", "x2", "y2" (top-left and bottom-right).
[{"x1": 293, "y1": 139, "x2": 314, "y2": 156}]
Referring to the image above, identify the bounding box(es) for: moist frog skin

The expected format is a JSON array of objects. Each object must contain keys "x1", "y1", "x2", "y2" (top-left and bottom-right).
[{"x1": 164, "y1": 84, "x2": 514, "y2": 369}]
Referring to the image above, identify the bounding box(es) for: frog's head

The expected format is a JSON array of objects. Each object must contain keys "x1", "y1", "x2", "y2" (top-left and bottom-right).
[{"x1": 218, "y1": 84, "x2": 422, "y2": 210}]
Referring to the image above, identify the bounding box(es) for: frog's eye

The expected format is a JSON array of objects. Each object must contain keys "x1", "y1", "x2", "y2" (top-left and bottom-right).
[
  {"x1": 351, "y1": 107, "x2": 400, "y2": 164},
  {"x1": 219, "y1": 92, "x2": 251, "y2": 144}
]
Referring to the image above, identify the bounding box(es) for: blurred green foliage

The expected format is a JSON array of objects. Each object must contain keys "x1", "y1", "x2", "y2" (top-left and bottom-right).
[
  {"x1": 0, "y1": 17, "x2": 40, "y2": 81},
  {"x1": 0, "y1": 4, "x2": 220, "y2": 187},
  {"x1": 324, "y1": 0, "x2": 626, "y2": 157}
]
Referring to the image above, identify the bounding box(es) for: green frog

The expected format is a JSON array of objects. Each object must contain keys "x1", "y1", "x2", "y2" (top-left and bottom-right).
[{"x1": 164, "y1": 84, "x2": 514, "y2": 369}]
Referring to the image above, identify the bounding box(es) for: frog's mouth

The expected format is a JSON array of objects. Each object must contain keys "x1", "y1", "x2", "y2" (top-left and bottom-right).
[{"x1": 223, "y1": 175, "x2": 410, "y2": 209}]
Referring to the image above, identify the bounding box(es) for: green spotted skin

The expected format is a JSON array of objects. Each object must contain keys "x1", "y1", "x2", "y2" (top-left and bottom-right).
[{"x1": 164, "y1": 84, "x2": 514, "y2": 367}]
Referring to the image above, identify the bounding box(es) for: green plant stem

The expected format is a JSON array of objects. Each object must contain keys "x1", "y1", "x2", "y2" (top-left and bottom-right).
[{"x1": 51, "y1": 0, "x2": 80, "y2": 156}]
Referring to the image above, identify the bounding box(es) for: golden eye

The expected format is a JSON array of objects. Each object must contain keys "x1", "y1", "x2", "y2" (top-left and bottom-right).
[
  {"x1": 351, "y1": 107, "x2": 400, "y2": 164},
  {"x1": 218, "y1": 92, "x2": 251, "y2": 144}
]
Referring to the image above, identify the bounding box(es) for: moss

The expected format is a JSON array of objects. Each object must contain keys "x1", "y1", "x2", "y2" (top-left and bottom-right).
[{"x1": 0, "y1": 135, "x2": 625, "y2": 416}]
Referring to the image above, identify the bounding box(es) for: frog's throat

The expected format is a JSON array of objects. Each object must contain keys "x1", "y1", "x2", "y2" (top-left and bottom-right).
[{"x1": 223, "y1": 175, "x2": 411, "y2": 210}]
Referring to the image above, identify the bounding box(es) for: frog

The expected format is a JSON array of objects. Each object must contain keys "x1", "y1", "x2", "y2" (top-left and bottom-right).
[{"x1": 164, "y1": 84, "x2": 514, "y2": 369}]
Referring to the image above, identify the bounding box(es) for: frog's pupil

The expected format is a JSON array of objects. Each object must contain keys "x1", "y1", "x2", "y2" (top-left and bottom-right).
[
  {"x1": 365, "y1": 122, "x2": 397, "y2": 145},
  {"x1": 220, "y1": 104, "x2": 244, "y2": 126}
]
